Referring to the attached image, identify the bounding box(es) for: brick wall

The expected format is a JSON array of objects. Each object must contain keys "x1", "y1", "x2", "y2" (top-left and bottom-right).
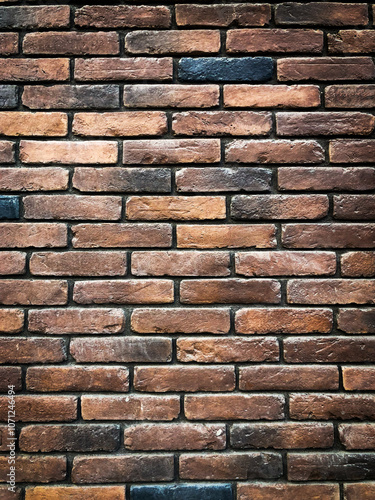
[{"x1": 0, "y1": 1, "x2": 374, "y2": 499}]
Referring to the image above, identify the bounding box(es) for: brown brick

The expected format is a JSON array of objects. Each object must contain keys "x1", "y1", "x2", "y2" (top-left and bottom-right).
[
  {"x1": 73, "y1": 279, "x2": 173, "y2": 304},
  {"x1": 131, "y1": 308, "x2": 230, "y2": 334},
  {"x1": 124, "y1": 84, "x2": 219, "y2": 108},
  {"x1": 0, "y1": 309, "x2": 23, "y2": 333},
  {"x1": 185, "y1": 394, "x2": 284, "y2": 420},
  {"x1": 0, "y1": 167, "x2": 69, "y2": 191},
  {"x1": 0, "y1": 280, "x2": 67, "y2": 305},
  {"x1": 343, "y1": 367, "x2": 375, "y2": 391},
  {"x1": 329, "y1": 30, "x2": 375, "y2": 54},
  {"x1": 123, "y1": 139, "x2": 220, "y2": 164},
  {"x1": 82, "y1": 395, "x2": 180, "y2": 421},
  {"x1": 0, "y1": 6, "x2": 70, "y2": 28},
  {"x1": 75, "y1": 58, "x2": 173, "y2": 82},
  {"x1": 23, "y1": 32, "x2": 119, "y2": 55},
  {"x1": 0, "y1": 223, "x2": 67, "y2": 248},
  {"x1": 344, "y1": 484, "x2": 375, "y2": 500},
  {"x1": 326, "y1": 84, "x2": 375, "y2": 108},
  {"x1": 26, "y1": 366, "x2": 129, "y2": 392},
  {"x1": 176, "y1": 4, "x2": 271, "y2": 27},
  {"x1": 0, "y1": 251, "x2": 25, "y2": 275},
  {"x1": 124, "y1": 423, "x2": 226, "y2": 451},
  {"x1": 341, "y1": 252, "x2": 375, "y2": 277},
  {"x1": 126, "y1": 195, "x2": 226, "y2": 220},
  {"x1": 338, "y1": 308, "x2": 375, "y2": 334},
  {"x1": 75, "y1": 5, "x2": 171, "y2": 28},
  {"x1": 0, "y1": 140, "x2": 13, "y2": 162},
  {"x1": 0, "y1": 396, "x2": 76, "y2": 422},
  {"x1": 282, "y1": 223, "x2": 375, "y2": 249},
  {"x1": 0, "y1": 366, "x2": 21, "y2": 391},
  {"x1": 177, "y1": 224, "x2": 277, "y2": 249},
  {"x1": 0, "y1": 455, "x2": 66, "y2": 483},
  {"x1": 30, "y1": 251, "x2": 126, "y2": 276},
  {"x1": 180, "y1": 278, "x2": 280, "y2": 304},
  {"x1": 227, "y1": 29, "x2": 323, "y2": 53},
  {"x1": 278, "y1": 57, "x2": 375, "y2": 81},
  {"x1": 131, "y1": 251, "x2": 230, "y2": 276},
  {"x1": 134, "y1": 366, "x2": 235, "y2": 392},
  {"x1": 226, "y1": 139, "x2": 324, "y2": 163},
  {"x1": 239, "y1": 366, "x2": 339, "y2": 391},
  {"x1": 0, "y1": 338, "x2": 66, "y2": 364},
  {"x1": 70, "y1": 337, "x2": 171, "y2": 363},
  {"x1": 72, "y1": 455, "x2": 174, "y2": 483},
  {"x1": 20, "y1": 140, "x2": 118, "y2": 164},
  {"x1": 177, "y1": 337, "x2": 279, "y2": 363},
  {"x1": 172, "y1": 111, "x2": 272, "y2": 136},
  {"x1": 20, "y1": 424, "x2": 120, "y2": 452},
  {"x1": 275, "y1": 3, "x2": 368, "y2": 26},
  {"x1": 235, "y1": 307, "x2": 333, "y2": 334},
  {"x1": 287, "y1": 279, "x2": 375, "y2": 305},
  {"x1": 224, "y1": 84, "x2": 320, "y2": 108},
  {"x1": 237, "y1": 483, "x2": 340, "y2": 500},
  {"x1": 25, "y1": 486, "x2": 126, "y2": 500},
  {"x1": 0, "y1": 58, "x2": 69, "y2": 82},
  {"x1": 179, "y1": 452, "x2": 282, "y2": 480},
  {"x1": 334, "y1": 195, "x2": 375, "y2": 220},
  {"x1": 0, "y1": 33, "x2": 18, "y2": 55},
  {"x1": 331, "y1": 140, "x2": 375, "y2": 163},
  {"x1": 290, "y1": 394, "x2": 375, "y2": 421},
  {"x1": 73, "y1": 111, "x2": 167, "y2": 137},
  {"x1": 339, "y1": 424, "x2": 375, "y2": 450}
]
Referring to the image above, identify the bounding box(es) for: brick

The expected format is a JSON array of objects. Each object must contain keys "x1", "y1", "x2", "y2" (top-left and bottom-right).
[
  {"x1": 342, "y1": 367, "x2": 375, "y2": 391},
  {"x1": 28, "y1": 308, "x2": 124, "y2": 334},
  {"x1": 125, "y1": 30, "x2": 220, "y2": 55},
  {"x1": 75, "y1": 5, "x2": 171, "y2": 28},
  {"x1": 334, "y1": 195, "x2": 375, "y2": 220},
  {"x1": 70, "y1": 337, "x2": 171, "y2": 363},
  {"x1": 277, "y1": 112, "x2": 375, "y2": 136},
  {"x1": 172, "y1": 111, "x2": 272, "y2": 136},
  {"x1": 73, "y1": 167, "x2": 171, "y2": 193},
  {"x1": 226, "y1": 139, "x2": 324, "y2": 164},
  {"x1": 236, "y1": 251, "x2": 336, "y2": 277},
  {"x1": 329, "y1": 30, "x2": 375, "y2": 54},
  {"x1": 278, "y1": 57, "x2": 375, "y2": 81},
  {"x1": 288, "y1": 279, "x2": 375, "y2": 305},
  {"x1": 0, "y1": 487, "x2": 20, "y2": 500},
  {"x1": 26, "y1": 366, "x2": 129, "y2": 392},
  {"x1": 232, "y1": 194, "x2": 328, "y2": 220},
  {"x1": 20, "y1": 140, "x2": 118, "y2": 164},
  {"x1": 72, "y1": 223, "x2": 172, "y2": 248},
  {"x1": 131, "y1": 251, "x2": 230, "y2": 276},
  {"x1": 338, "y1": 309, "x2": 375, "y2": 334},
  {"x1": 25, "y1": 487, "x2": 125, "y2": 500},
  {"x1": 239, "y1": 366, "x2": 339, "y2": 391},
  {"x1": 23, "y1": 32, "x2": 119, "y2": 56},
  {"x1": 0, "y1": 223, "x2": 67, "y2": 248},
  {"x1": 177, "y1": 337, "x2": 279, "y2": 363},
  {"x1": 179, "y1": 453, "x2": 282, "y2": 480},
  {"x1": 290, "y1": 394, "x2": 375, "y2": 420},
  {"x1": 231, "y1": 422, "x2": 333, "y2": 449},
  {"x1": 0, "y1": 167, "x2": 69, "y2": 191},
  {"x1": 20, "y1": 424, "x2": 120, "y2": 452},
  {"x1": 131, "y1": 308, "x2": 230, "y2": 334},
  {"x1": 30, "y1": 251, "x2": 126, "y2": 276},
  {"x1": 123, "y1": 139, "x2": 220, "y2": 164},
  {"x1": 73, "y1": 111, "x2": 167, "y2": 137},
  {"x1": 176, "y1": 167, "x2": 272, "y2": 192},
  {"x1": 0, "y1": 58, "x2": 69, "y2": 82},
  {"x1": 73, "y1": 280, "x2": 173, "y2": 304},
  {"x1": 227, "y1": 29, "x2": 323, "y2": 53},
  {"x1": 0, "y1": 309, "x2": 23, "y2": 333},
  {"x1": 288, "y1": 453, "x2": 375, "y2": 481},
  {"x1": 0, "y1": 251, "x2": 25, "y2": 274},
  {"x1": 0, "y1": 140, "x2": 13, "y2": 162},
  {"x1": 75, "y1": 58, "x2": 172, "y2": 82},
  {"x1": 131, "y1": 485, "x2": 232, "y2": 500},
  {"x1": 124, "y1": 84, "x2": 219, "y2": 108},
  {"x1": 82, "y1": 395, "x2": 180, "y2": 421},
  {"x1": 331, "y1": 139, "x2": 375, "y2": 163},
  {"x1": 275, "y1": 3, "x2": 368, "y2": 26},
  {"x1": 0, "y1": 395, "x2": 76, "y2": 421},
  {"x1": 177, "y1": 224, "x2": 277, "y2": 249},
  {"x1": 341, "y1": 252, "x2": 375, "y2": 277},
  {"x1": 0, "y1": 338, "x2": 65, "y2": 364},
  {"x1": 0, "y1": 195, "x2": 19, "y2": 219},
  {"x1": 224, "y1": 84, "x2": 320, "y2": 108},
  {"x1": 326, "y1": 84, "x2": 375, "y2": 108},
  {"x1": 237, "y1": 483, "x2": 340, "y2": 500},
  {"x1": 180, "y1": 278, "x2": 280, "y2": 304},
  {"x1": 126, "y1": 196, "x2": 226, "y2": 220},
  {"x1": 0, "y1": 366, "x2": 21, "y2": 391},
  {"x1": 185, "y1": 395, "x2": 285, "y2": 420},
  {"x1": 344, "y1": 484, "x2": 375, "y2": 500},
  {"x1": 179, "y1": 57, "x2": 273, "y2": 82},
  {"x1": 23, "y1": 85, "x2": 119, "y2": 110},
  {"x1": 124, "y1": 423, "x2": 226, "y2": 451},
  {"x1": 176, "y1": 4, "x2": 271, "y2": 27},
  {"x1": 0, "y1": 85, "x2": 17, "y2": 108},
  {"x1": 282, "y1": 223, "x2": 375, "y2": 249},
  {"x1": 284, "y1": 337, "x2": 375, "y2": 363},
  {"x1": 134, "y1": 366, "x2": 235, "y2": 392},
  {"x1": 339, "y1": 424, "x2": 375, "y2": 450},
  {"x1": 0, "y1": 280, "x2": 67, "y2": 305},
  {"x1": 0, "y1": 33, "x2": 18, "y2": 55},
  {"x1": 278, "y1": 167, "x2": 375, "y2": 192},
  {"x1": 72, "y1": 455, "x2": 174, "y2": 483},
  {"x1": 0, "y1": 455, "x2": 66, "y2": 483},
  {"x1": 0, "y1": 6, "x2": 70, "y2": 28}
]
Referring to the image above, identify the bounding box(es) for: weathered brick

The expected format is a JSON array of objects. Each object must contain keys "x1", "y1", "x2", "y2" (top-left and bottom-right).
[
  {"x1": 0, "y1": 195, "x2": 19, "y2": 219},
  {"x1": 334, "y1": 195, "x2": 375, "y2": 220},
  {"x1": 342, "y1": 367, "x2": 375, "y2": 391},
  {"x1": 0, "y1": 338, "x2": 65, "y2": 364},
  {"x1": 75, "y1": 5, "x2": 171, "y2": 28},
  {"x1": 0, "y1": 455, "x2": 66, "y2": 483},
  {"x1": 0, "y1": 309, "x2": 23, "y2": 333},
  {"x1": 344, "y1": 484, "x2": 375, "y2": 500},
  {"x1": 0, "y1": 366, "x2": 21, "y2": 391},
  {"x1": 176, "y1": 4, "x2": 271, "y2": 27},
  {"x1": 0, "y1": 140, "x2": 13, "y2": 162},
  {"x1": 337, "y1": 308, "x2": 375, "y2": 334},
  {"x1": 237, "y1": 483, "x2": 340, "y2": 500},
  {"x1": 0, "y1": 223, "x2": 67, "y2": 248},
  {"x1": 330, "y1": 140, "x2": 375, "y2": 163},
  {"x1": 0, "y1": 395, "x2": 76, "y2": 421},
  {"x1": 0, "y1": 167, "x2": 69, "y2": 191},
  {"x1": 131, "y1": 485, "x2": 232, "y2": 500},
  {"x1": 0, "y1": 280, "x2": 67, "y2": 305},
  {"x1": 0, "y1": 6, "x2": 70, "y2": 28},
  {"x1": 341, "y1": 252, "x2": 375, "y2": 277},
  {"x1": 0, "y1": 85, "x2": 17, "y2": 108},
  {"x1": 339, "y1": 424, "x2": 375, "y2": 450},
  {"x1": 328, "y1": 30, "x2": 375, "y2": 54},
  {"x1": 0, "y1": 251, "x2": 25, "y2": 275},
  {"x1": 124, "y1": 84, "x2": 219, "y2": 108},
  {"x1": 0, "y1": 33, "x2": 18, "y2": 55},
  {"x1": 283, "y1": 224, "x2": 375, "y2": 249},
  {"x1": 275, "y1": 3, "x2": 368, "y2": 26},
  {"x1": 25, "y1": 486, "x2": 126, "y2": 500},
  {"x1": 0, "y1": 58, "x2": 69, "y2": 82},
  {"x1": 326, "y1": 84, "x2": 375, "y2": 108},
  {"x1": 287, "y1": 279, "x2": 375, "y2": 305},
  {"x1": 0, "y1": 487, "x2": 20, "y2": 500},
  {"x1": 290, "y1": 394, "x2": 375, "y2": 421}
]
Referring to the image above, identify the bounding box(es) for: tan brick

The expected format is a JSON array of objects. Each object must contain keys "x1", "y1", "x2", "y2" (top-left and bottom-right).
[
  {"x1": 0, "y1": 167, "x2": 69, "y2": 191},
  {"x1": 0, "y1": 309, "x2": 23, "y2": 333},
  {"x1": 0, "y1": 251, "x2": 26, "y2": 275},
  {"x1": 176, "y1": 4, "x2": 271, "y2": 27},
  {"x1": 25, "y1": 486, "x2": 125, "y2": 500},
  {"x1": 343, "y1": 367, "x2": 375, "y2": 391},
  {"x1": 0, "y1": 58, "x2": 69, "y2": 81},
  {"x1": 237, "y1": 483, "x2": 340, "y2": 500},
  {"x1": 0, "y1": 140, "x2": 14, "y2": 162},
  {"x1": 125, "y1": 30, "x2": 220, "y2": 54}
]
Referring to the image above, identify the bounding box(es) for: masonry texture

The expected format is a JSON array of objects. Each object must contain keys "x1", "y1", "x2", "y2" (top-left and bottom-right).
[{"x1": 0, "y1": 1, "x2": 374, "y2": 500}]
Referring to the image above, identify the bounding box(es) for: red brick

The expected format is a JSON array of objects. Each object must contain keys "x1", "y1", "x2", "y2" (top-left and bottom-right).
[
  {"x1": 337, "y1": 308, "x2": 375, "y2": 334},
  {"x1": 0, "y1": 455, "x2": 66, "y2": 483},
  {"x1": 0, "y1": 140, "x2": 14, "y2": 162},
  {"x1": 0, "y1": 223, "x2": 67, "y2": 248},
  {"x1": 0, "y1": 6, "x2": 70, "y2": 28},
  {"x1": 328, "y1": 30, "x2": 375, "y2": 54},
  {"x1": 176, "y1": 4, "x2": 271, "y2": 27},
  {"x1": 0, "y1": 251, "x2": 25, "y2": 275},
  {"x1": 0, "y1": 338, "x2": 66, "y2": 364},
  {"x1": 344, "y1": 484, "x2": 375, "y2": 500},
  {"x1": 339, "y1": 424, "x2": 375, "y2": 450},
  {"x1": 334, "y1": 195, "x2": 375, "y2": 220},
  {"x1": 0, "y1": 280, "x2": 67, "y2": 305},
  {"x1": 342, "y1": 367, "x2": 375, "y2": 391},
  {"x1": 0, "y1": 167, "x2": 69, "y2": 191},
  {"x1": 124, "y1": 84, "x2": 219, "y2": 108},
  {"x1": 331, "y1": 140, "x2": 375, "y2": 163},
  {"x1": 0, "y1": 308, "x2": 23, "y2": 333},
  {"x1": 75, "y1": 58, "x2": 173, "y2": 81},
  {"x1": 287, "y1": 279, "x2": 375, "y2": 305},
  {"x1": 326, "y1": 84, "x2": 375, "y2": 108},
  {"x1": 0, "y1": 33, "x2": 18, "y2": 55},
  {"x1": 25, "y1": 486, "x2": 125, "y2": 500},
  {"x1": 290, "y1": 394, "x2": 375, "y2": 420},
  {"x1": 23, "y1": 32, "x2": 119, "y2": 55},
  {"x1": 341, "y1": 252, "x2": 375, "y2": 277},
  {"x1": 237, "y1": 483, "x2": 340, "y2": 500},
  {"x1": 0, "y1": 396, "x2": 76, "y2": 422},
  {"x1": 75, "y1": 5, "x2": 171, "y2": 28},
  {"x1": 0, "y1": 366, "x2": 21, "y2": 391},
  {"x1": 275, "y1": 3, "x2": 368, "y2": 26},
  {"x1": 0, "y1": 58, "x2": 69, "y2": 81}
]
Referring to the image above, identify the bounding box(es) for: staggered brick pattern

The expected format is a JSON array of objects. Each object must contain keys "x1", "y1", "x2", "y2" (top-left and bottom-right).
[{"x1": 0, "y1": 1, "x2": 374, "y2": 500}]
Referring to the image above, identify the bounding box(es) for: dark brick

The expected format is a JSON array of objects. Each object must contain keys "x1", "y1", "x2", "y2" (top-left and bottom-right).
[
  {"x1": 0, "y1": 6, "x2": 70, "y2": 29},
  {"x1": 337, "y1": 308, "x2": 375, "y2": 334},
  {"x1": 130, "y1": 484, "x2": 233, "y2": 500},
  {"x1": 0, "y1": 85, "x2": 17, "y2": 108},
  {"x1": 0, "y1": 196, "x2": 19, "y2": 219},
  {"x1": 326, "y1": 84, "x2": 375, "y2": 109},
  {"x1": 275, "y1": 3, "x2": 369, "y2": 26}
]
